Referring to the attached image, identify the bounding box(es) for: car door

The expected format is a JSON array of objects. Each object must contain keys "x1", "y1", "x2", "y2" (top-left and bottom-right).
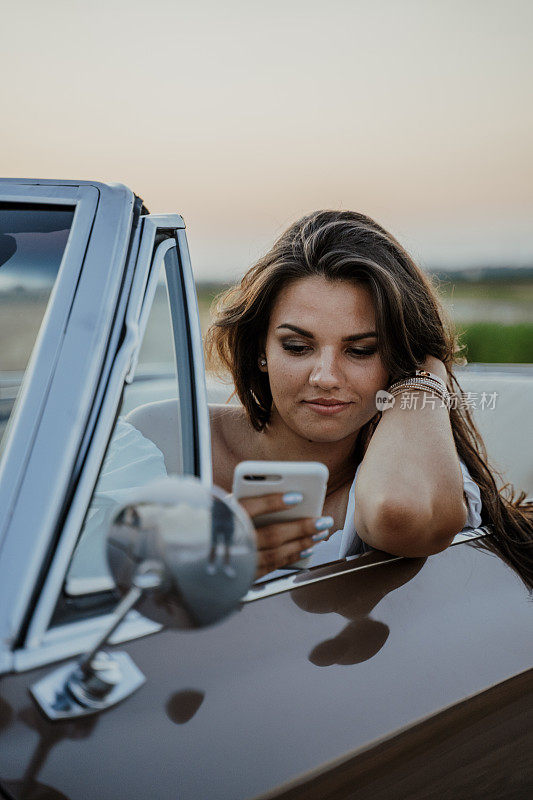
[{"x1": 1, "y1": 183, "x2": 531, "y2": 800}]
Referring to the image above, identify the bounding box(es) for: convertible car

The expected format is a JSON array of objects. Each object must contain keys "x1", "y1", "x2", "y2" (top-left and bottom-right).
[{"x1": 0, "y1": 179, "x2": 531, "y2": 800}]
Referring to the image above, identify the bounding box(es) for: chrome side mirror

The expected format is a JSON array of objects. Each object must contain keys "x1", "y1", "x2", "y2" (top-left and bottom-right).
[
  {"x1": 31, "y1": 477, "x2": 256, "y2": 720},
  {"x1": 107, "y1": 475, "x2": 256, "y2": 627}
]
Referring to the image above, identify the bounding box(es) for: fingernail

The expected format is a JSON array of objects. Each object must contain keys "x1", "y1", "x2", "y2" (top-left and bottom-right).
[
  {"x1": 315, "y1": 516, "x2": 334, "y2": 531},
  {"x1": 299, "y1": 547, "x2": 314, "y2": 558},
  {"x1": 283, "y1": 492, "x2": 303, "y2": 505},
  {"x1": 312, "y1": 530, "x2": 329, "y2": 542}
]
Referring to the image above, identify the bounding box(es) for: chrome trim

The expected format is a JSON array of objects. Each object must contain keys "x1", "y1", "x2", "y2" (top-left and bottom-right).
[
  {"x1": 31, "y1": 652, "x2": 145, "y2": 720},
  {"x1": 451, "y1": 528, "x2": 490, "y2": 544},
  {"x1": 163, "y1": 245, "x2": 195, "y2": 474},
  {"x1": 243, "y1": 555, "x2": 403, "y2": 603},
  {"x1": 70, "y1": 218, "x2": 142, "y2": 483},
  {"x1": 242, "y1": 527, "x2": 491, "y2": 603},
  {"x1": 176, "y1": 228, "x2": 212, "y2": 486},
  {"x1": 14, "y1": 611, "x2": 160, "y2": 673},
  {"x1": 141, "y1": 213, "x2": 185, "y2": 230},
  {"x1": 64, "y1": 576, "x2": 115, "y2": 595}
]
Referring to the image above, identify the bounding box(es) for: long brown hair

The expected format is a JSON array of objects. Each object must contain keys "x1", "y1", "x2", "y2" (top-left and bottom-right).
[{"x1": 206, "y1": 210, "x2": 533, "y2": 588}]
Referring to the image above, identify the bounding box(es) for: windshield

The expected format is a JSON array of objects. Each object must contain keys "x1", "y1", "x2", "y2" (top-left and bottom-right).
[{"x1": 0, "y1": 202, "x2": 74, "y2": 458}]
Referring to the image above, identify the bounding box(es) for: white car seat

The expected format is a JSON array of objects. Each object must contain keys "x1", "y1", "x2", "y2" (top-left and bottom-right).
[{"x1": 457, "y1": 371, "x2": 532, "y2": 497}]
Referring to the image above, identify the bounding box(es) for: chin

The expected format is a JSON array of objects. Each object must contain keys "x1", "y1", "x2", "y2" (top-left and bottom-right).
[{"x1": 293, "y1": 419, "x2": 360, "y2": 444}]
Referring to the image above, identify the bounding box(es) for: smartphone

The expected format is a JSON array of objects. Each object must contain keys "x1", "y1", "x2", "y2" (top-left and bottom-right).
[{"x1": 232, "y1": 460, "x2": 329, "y2": 569}]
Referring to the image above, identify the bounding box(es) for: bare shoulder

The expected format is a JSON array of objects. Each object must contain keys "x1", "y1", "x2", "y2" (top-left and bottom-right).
[
  {"x1": 209, "y1": 403, "x2": 248, "y2": 439},
  {"x1": 209, "y1": 403, "x2": 251, "y2": 456},
  {"x1": 209, "y1": 403, "x2": 255, "y2": 492}
]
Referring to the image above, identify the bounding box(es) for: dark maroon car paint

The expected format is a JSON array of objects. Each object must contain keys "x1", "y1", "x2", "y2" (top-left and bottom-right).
[{"x1": 1, "y1": 540, "x2": 532, "y2": 799}]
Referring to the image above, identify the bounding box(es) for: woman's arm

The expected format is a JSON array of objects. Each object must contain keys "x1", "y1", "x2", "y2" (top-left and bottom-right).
[{"x1": 354, "y1": 356, "x2": 468, "y2": 556}]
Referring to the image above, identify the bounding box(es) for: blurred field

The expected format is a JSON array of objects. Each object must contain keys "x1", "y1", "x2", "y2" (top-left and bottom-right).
[
  {"x1": 436, "y1": 278, "x2": 533, "y2": 325},
  {"x1": 1, "y1": 280, "x2": 531, "y2": 374},
  {"x1": 456, "y1": 322, "x2": 533, "y2": 363},
  {"x1": 437, "y1": 278, "x2": 533, "y2": 303},
  {"x1": 197, "y1": 281, "x2": 533, "y2": 366}
]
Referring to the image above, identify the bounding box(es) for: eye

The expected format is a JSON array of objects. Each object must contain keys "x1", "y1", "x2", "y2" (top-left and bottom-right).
[
  {"x1": 281, "y1": 341, "x2": 311, "y2": 355},
  {"x1": 346, "y1": 346, "x2": 377, "y2": 357}
]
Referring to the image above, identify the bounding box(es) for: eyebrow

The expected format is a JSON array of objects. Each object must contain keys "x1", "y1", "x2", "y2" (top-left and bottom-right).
[{"x1": 276, "y1": 324, "x2": 377, "y2": 342}]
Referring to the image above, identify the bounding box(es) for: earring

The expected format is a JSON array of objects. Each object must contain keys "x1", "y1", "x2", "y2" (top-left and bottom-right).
[{"x1": 259, "y1": 356, "x2": 267, "y2": 368}]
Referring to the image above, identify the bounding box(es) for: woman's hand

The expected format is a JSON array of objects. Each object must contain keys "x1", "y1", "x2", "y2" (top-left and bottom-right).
[
  {"x1": 417, "y1": 355, "x2": 448, "y2": 382},
  {"x1": 237, "y1": 493, "x2": 333, "y2": 579}
]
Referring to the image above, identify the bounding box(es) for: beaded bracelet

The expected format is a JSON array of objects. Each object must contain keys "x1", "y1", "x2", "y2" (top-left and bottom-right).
[
  {"x1": 389, "y1": 384, "x2": 451, "y2": 409},
  {"x1": 388, "y1": 369, "x2": 447, "y2": 393},
  {"x1": 387, "y1": 369, "x2": 451, "y2": 410}
]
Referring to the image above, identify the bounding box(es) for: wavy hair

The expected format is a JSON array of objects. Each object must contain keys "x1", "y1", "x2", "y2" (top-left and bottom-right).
[{"x1": 206, "y1": 210, "x2": 533, "y2": 588}]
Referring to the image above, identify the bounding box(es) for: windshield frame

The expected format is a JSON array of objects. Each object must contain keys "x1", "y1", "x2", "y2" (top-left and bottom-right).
[{"x1": 0, "y1": 181, "x2": 137, "y2": 675}]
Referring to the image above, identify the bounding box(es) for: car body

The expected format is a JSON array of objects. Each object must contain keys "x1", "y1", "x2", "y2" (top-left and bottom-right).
[{"x1": 0, "y1": 179, "x2": 531, "y2": 800}]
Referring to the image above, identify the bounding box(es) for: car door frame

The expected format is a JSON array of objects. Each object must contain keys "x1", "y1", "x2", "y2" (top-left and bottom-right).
[
  {"x1": 2, "y1": 210, "x2": 211, "y2": 675},
  {"x1": 0, "y1": 180, "x2": 145, "y2": 674},
  {"x1": 2, "y1": 201, "x2": 210, "y2": 676}
]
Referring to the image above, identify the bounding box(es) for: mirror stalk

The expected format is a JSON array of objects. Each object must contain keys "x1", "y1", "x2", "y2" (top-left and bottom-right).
[
  {"x1": 31, "y1": 477, "x2": 256, "y2": 721},
  {"x1": 30, "y1": 562, "x2": 162, "y2": 721}
]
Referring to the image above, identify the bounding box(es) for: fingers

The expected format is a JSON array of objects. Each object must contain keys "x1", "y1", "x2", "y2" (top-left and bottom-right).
[
  {"x1": 255, "y1": 517, "x2": 322, "y2": 549},
  {"x1": 255, "y1": 532, "x2": 317, "y2": 577},
  {"x1": 234, "y1": 492, "x2": 333, "y2": 578},
  {"x1": 254, "y1": 516, "x2": 334, "y2": 578},
  {"x1": 238, "y1": 492, "x2": 300, "y2": 519}
]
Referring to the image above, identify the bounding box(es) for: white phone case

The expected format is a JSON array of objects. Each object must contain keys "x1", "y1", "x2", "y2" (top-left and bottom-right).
[{"x1": 232, "y1": 460, "x2": 329, "y2": 528}]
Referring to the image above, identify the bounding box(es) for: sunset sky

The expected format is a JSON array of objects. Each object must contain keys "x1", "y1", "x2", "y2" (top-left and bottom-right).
[{"x1": 3, "y1": 0, "x2": 533, "y2": 279}]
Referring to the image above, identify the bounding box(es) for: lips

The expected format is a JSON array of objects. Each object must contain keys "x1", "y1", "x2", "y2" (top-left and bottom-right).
[
  {"x1": 306, "y1": 398, "x2": 348, "y2": 406},
  {"x1": 302, "y1": 398, "x2": 352, "y2": 415}
]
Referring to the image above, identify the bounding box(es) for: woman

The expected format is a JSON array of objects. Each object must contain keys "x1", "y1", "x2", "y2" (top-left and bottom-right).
[{"x1": 206, "y1": 210, "x2": 533, "y2": 585}]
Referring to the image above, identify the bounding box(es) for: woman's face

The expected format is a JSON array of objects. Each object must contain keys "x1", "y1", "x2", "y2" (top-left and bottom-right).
[{"x1": 261, "y1": 276, "x2": 389, "y2": 444}]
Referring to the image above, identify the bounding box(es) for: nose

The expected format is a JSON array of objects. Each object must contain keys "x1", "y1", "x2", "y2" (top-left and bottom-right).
[{"x1": 308, "y1": 350, "x2": 342, "y2": 390}]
